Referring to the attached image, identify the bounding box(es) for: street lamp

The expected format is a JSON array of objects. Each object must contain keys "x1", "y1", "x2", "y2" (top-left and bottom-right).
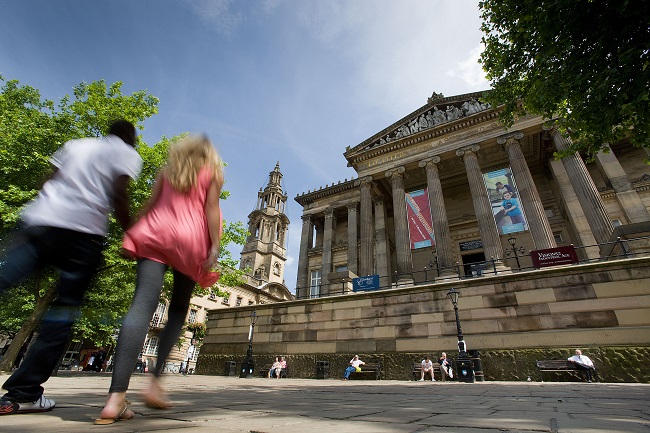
[
  {"x1": 506, "y1": 236, "x2": 526, "y2": 269},
  {"x1": 447, "y1": 288, "x2": 474, "y2": 383},
  {"x1": 239, "y1": 310, "x2": 258, "y2": 378}
]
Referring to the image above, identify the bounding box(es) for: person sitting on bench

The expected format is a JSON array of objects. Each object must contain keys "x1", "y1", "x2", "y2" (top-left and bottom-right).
[
  {"x1": 438, "y1": 352, "x2": 453, "y2": 379},
  {"x1": 567, "y1": 349, "x2": 596, "y2": 382},
  {"x1": 420, "y1": 356, "x2": 435, "y2": 381}
]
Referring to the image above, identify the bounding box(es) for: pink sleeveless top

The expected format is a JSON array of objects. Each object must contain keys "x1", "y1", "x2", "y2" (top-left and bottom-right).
[{"x1": 123, "y1": 166, "x2": 221, "y2": 287}]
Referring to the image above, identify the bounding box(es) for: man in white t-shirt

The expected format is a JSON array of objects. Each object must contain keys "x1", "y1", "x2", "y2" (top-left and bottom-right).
[
  {"x1": 0, "y1": 120, "x2": 142, "y2": 416},
  {"x1": 420, "y1": 356, "x2": 436, "y2": 381},
  {"x1": 567, "y1": 349, "x2": 597, "y2": 382}
]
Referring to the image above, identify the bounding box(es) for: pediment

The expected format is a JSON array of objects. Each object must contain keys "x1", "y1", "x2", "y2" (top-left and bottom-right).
[{"x1": 344, "y1": 90, "x2": 491, "y2": 159}]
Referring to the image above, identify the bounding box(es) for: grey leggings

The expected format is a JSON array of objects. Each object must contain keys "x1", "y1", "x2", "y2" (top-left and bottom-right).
[{"x1": 109, "y1": 259, "x2": 195, "y2": 393}]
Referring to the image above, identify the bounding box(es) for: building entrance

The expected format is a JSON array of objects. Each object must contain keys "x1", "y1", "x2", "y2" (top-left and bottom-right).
[{"x1": 462, "y1": 252, "x2": 486, "y2": 277}]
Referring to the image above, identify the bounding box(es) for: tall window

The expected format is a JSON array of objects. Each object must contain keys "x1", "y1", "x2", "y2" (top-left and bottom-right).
[
  {"x1": 152, "y1": 303, "x2": 166, "y2": 327},
  {"x1": 310, "y1": 270, "x2": 321, "y2": 298},
  {"x1": 143, "y1": 336, "x2": 159, "y2": 356},
  {"x1": 188, "y1": 309, "x2": 198, "y2": 324}
]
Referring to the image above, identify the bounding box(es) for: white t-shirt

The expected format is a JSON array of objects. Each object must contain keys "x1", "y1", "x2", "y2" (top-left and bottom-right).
[
  {"x1": 568, "y1": 354, "x2": 594, "y2": 368},
  {"x1": 22, "y1": 135, "x2": 142, "y2": 236},
  {"x1": 422, "y1": 359, "x2": 433, "y2": 369}
]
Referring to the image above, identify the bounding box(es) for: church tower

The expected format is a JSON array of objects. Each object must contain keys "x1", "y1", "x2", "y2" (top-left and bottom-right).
[{"x1": 239, "y1": 162, "x2": 290, "y2": 284}]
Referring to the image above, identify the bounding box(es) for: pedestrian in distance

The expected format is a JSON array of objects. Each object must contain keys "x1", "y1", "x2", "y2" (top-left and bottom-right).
[
  {"x1": 343, "y1": 355, "x2": 365, "y2": 380},
  {"x1": 568, "y1": 349, "x2": 597, "y2": 382},
  {"x1": 96, "y1": 134, "x2": 223, "y2": 425},
  {"x1": 0, "y1": 120, "x2": 142, "y2": 416}
]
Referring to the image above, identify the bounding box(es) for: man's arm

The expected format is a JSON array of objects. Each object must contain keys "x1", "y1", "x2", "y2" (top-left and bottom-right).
[{"x1": 112, "y1": 175, "x2": 133, "y2": 231}]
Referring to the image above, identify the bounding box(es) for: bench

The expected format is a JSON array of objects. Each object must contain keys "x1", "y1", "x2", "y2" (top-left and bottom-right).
[
  {"x1": 349, "y1": 361, "x2": 382, "y2": 380},
  {"x1": 260, "y1": 364, "x2": 288, "y2": 378},
  {"x1": 411, "y1": 362, "x2": 444, "y2": 381},
  {"x1": 536, "y1": 360, "x2": 597, "y2": 381}
]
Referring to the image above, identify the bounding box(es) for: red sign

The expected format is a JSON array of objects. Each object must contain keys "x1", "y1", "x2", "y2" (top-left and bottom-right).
[
  {"x1": 530, "y1": 245, "x2": 579, "y2": 268},
  {"x1": 405, "y1": 189, "x2": 435, "y2": 249}
]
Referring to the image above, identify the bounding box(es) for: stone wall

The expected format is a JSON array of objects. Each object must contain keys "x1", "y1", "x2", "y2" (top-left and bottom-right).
[{"x1": 199, "y1": 257, "x2": 650, "y2": 382}]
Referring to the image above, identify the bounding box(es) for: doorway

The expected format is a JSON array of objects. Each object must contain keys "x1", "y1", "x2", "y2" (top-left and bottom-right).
[{"x1": 461, "y1": 252, "x2": 486, "y2": 277}]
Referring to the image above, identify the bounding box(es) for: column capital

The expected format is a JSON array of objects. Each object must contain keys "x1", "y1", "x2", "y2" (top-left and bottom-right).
[
  {"x1": 385, "y1": 166, "x2": 405, "y2": 179},
  {"x1": 373, "y1": 197, "x2": 384, "y2": 206},
  {"x1": 497, "y1": 131, "x2": 524, "y2": 149},
  {"x1": 455, "y1": 144, "x2": 480, "y2": 158},
  {"x1": 418, "y1": 156, "x2": 441, "y2": 168},
  {"x1": 324, "y1": 208, "x2": 335, "y2": 218},
  {"x1": 301, "y1": 214, "x2": 312, "y2": 223},
  {"x1": 353, "y1": 176, "x2": 373, "y2": 188},
  {"x1": 346, "y1": 202, "x2": 358, "y2": 213}
]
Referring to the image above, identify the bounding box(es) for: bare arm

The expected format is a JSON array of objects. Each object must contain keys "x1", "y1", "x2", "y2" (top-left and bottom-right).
[
  {"x1": 202, "y1": 176, "x2": 223, "y2": 271},
  {"x1": 112, "y1": 175, "x2": 134, "y2": 231}
]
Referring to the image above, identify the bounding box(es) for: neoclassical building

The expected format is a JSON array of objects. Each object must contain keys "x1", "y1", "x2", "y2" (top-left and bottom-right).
[
  {"x1": 294, "y1": 91, "x2": 650, "y2": 299},
  {"x1": 199, "y1": 91, "x2": 649, "y2": 382}
]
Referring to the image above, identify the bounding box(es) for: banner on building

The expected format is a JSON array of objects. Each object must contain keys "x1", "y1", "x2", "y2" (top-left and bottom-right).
[
  {"x1": 483, "y1": 168, "x2": 528, "y2": 235},
  {"x1": 352, "y1": 275, "x2": 380, "y2": 292},
  {"x1": 405, "y1": 189, "x2": 435, "y2": 249},
  {"x1": 530, "y1": 245, "x2": 579, "y2": 268}
]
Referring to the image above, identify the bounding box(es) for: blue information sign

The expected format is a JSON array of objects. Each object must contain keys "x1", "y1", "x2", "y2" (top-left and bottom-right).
[{"x1": 352, "y1": 275, "x2": 380, "y2": 292}]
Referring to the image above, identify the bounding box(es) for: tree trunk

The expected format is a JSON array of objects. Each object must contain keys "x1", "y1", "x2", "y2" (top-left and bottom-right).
[{"x1": 0, "y1": 280, "x2": 57, "y2": 372}]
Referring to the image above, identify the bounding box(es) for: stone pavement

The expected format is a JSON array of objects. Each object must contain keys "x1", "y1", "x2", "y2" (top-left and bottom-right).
[{"x1": 1, "y1": 372, "x2": 649, "y2": 432}]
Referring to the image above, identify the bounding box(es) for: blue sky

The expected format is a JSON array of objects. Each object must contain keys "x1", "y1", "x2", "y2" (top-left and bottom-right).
[{"x1": 0, "y1": 0, "x2": 489, "y2": 291}]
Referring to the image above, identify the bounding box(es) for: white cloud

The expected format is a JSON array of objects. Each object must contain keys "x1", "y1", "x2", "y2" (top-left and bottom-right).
[
  {"x1": 448, "y1": 44, "x2": 490, "y2": 89},
  {"x1": 182, "y1": 0, "x2": 243, "y2": 37}
]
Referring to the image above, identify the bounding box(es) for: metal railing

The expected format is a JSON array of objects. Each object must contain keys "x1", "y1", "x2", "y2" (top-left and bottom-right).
[{"x1": 295, "y1": 235, "x2": 650, "y2": 300}]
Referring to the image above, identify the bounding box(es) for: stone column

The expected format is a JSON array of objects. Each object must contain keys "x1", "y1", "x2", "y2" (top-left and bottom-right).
[
  {"x1": 547, "y1": 158, "x2": 600, "y2": 259},
  {"x1": 552, "y1": 130, "x2": 614, "y2": 246},
  {"x1": 418, "y1": 156, "x2": 456, "y2": 277},
  {"x1": 346, "y1": 203, "x2": 359, "y2": 276},
  {"x1": 296, "y1": 215, "x2": 313, "y2": 298},
  {"x1": 595, "y1": 145, "x2": 650, "y2": 223},
  {"x1": 355, "y1": 176, "x2": 374, "y2": 277},
  {"x1": 499, "y1": 132, "x2": 556, "y2": 250},
  {"x1": 385, "y1": 166, "x2": 414, "y2": 283},
  {"x1": 320, "y1": 208, "x2": 335, "y2": 295},
  {"x1": 456, "y1": 145, "x2": 508, "y2": 270},
  {"x1": 374, "y1": 197, "x2": 390, "y2": 287}
]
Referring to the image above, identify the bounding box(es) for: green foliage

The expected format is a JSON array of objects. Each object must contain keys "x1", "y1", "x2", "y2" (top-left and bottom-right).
[
  {"x1": 478, "y1": 0, "x2": 650, "y2": 158},
  {"x1": 186, "y1": 321, "x2": 207, "y2": 340}
]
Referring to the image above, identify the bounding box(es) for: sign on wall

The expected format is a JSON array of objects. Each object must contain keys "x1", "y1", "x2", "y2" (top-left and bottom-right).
[
  {"x1": 530, "y1": 246, "x2": 579, "y2": 268},
  {"x1": 483, "y1": 167, "x2": 529, "y2": 235},
  {"x1": 352, "y1": 275, "x2": 381, "y2": 292},
  {"x1": 405, "y1": 189, "x2": 435, "y2": 249}
]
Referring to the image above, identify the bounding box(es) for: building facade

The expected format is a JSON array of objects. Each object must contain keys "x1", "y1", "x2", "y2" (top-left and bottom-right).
[{"x1": 293, "y1": 91, "x2": 650, "y2": 299}]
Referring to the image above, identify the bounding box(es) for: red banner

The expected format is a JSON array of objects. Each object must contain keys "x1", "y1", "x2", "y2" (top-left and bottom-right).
[{"x1": 405, "y1": 189, "x2": 435, "y2": 249}]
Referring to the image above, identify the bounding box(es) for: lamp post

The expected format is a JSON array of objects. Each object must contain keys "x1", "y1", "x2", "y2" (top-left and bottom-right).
[
  {"x1": 447, "y1": 288, "x2": 474, "y2": 383},
  {"x1": 239, "y1": 310, "x2": 258, "y2": 378},
  {"x1": 506, "y1": 236, "x2": 526, "y2": 270}
]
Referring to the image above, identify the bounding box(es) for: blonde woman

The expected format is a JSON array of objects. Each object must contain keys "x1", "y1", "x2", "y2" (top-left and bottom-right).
[{"x1": 96, "y1": 135, "x2": 223, "y2": 424}]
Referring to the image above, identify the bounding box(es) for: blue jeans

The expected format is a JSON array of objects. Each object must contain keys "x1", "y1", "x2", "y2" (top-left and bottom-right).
[
  {"x1": 0, "y1": 225, "x2": 105, "y2": 402},
  {"x1": 344, "y1": 366, "x2": 356, "y2": 379}
]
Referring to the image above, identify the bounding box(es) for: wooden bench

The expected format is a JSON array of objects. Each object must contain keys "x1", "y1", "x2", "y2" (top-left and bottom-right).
[
  {"x1": 259, "y1": 364, "x2": 288, "y2": 378},
  {"x1": 349, "y1": 361, "x2": 382, "y2": 380},
  {"x1": 411, "y1": 362, "x2": 444, "y2": 381},
  {"x1": 536, "y1": 360, "x2": 596, "y2": 381}
]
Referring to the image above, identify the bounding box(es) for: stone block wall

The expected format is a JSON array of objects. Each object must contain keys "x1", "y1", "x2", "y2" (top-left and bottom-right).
[{"x1": 199, "y1": 257, "x2": 650, "y2": 382}]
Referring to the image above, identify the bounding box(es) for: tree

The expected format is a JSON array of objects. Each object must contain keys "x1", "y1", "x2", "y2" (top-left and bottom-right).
[{"x1": 478, "y1": 0, "x2": 650, "y2": 158}]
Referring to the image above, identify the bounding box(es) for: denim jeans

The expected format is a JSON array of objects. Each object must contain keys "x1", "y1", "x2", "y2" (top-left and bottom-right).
[{"x1": 0, "y1": 225, "x2": 105, "y2": 402}]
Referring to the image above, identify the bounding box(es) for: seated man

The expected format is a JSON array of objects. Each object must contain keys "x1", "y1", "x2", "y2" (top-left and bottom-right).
[
  {"x1": 438, "y1": 352, "x2": 453, "y2": 379},
  {"x1": 420, "y1": 356, "x2": 435, "y2": 381},
  {"x1": 568, "y1": 349, "x2": 596, "y2": 382}
]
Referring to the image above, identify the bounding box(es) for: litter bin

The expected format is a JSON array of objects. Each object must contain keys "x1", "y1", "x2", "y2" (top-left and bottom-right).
[
  {"x1": 456, "y1": 358, "x2": 475, "y2": 383},
  {"x1": 468, "y1": 350, "x2": 484, "y2": 382},
  {"x1": 315, "y1": 361, "x2": 329, "y2": 379},
  {"x1": 224, "y1": 360, "x2": 237, "y2": 376}
]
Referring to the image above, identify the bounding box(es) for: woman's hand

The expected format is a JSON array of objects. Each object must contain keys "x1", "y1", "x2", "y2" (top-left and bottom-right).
[{"x1": 202, "y1": 245, "x2": 220, "y2": 272}]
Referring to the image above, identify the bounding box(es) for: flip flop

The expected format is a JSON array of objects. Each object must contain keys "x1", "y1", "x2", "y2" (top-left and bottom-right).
[
  {"x1": 94, "y1": 401, "x2": 134, "y2": 425},
  {"x1": 143, "y1": 395, "x2": 171, "y2": 410}
]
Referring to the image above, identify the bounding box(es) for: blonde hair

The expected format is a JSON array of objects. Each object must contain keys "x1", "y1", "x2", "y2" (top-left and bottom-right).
[{"x1": 162, "y1": 135, "x2": 223, "y2": 192}]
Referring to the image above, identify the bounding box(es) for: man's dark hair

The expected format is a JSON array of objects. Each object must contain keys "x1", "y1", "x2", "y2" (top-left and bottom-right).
[{"x1": 108, "y1": 119, "x2": 136, "y2": 146}]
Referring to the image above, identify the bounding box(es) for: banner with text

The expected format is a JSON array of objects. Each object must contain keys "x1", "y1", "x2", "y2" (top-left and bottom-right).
[
  {"x1": 483, "y1": 167, "x2": 529, "y2": 235},
  {"x1": 405, "y1": 189, "x2": 435, "y2": 249}
]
